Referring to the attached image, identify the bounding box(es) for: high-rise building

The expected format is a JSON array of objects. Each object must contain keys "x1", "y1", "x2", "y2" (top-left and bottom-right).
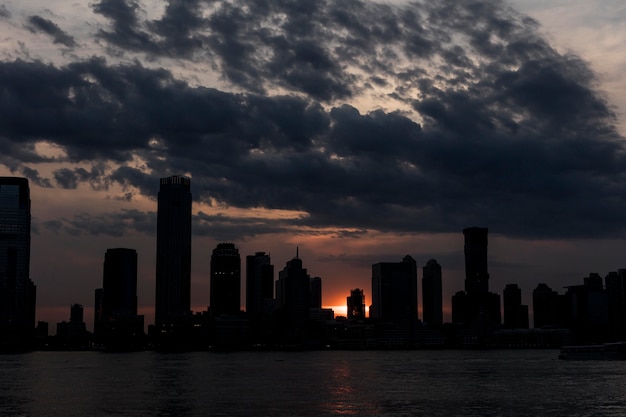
[
  {"x1": 370, "y1": 255, "x2": 418, "y2": 324},
  {"x1": 606, "y1": 270, "x2": 626, "y2": 341},
  {"x1": 245, "y1": 252, "x2": 274, "y2": 317},
  {"x1": 96, "y1": 248, "x2": 144, "y2": 347},
  {"x1": 0, "y1": 177, "x2": 36, "y2": 348},
  {"x1": 503, "y1": 284, "x2": 529, "y2": 329},
  {"x1": 309, "y1": 276, "x2": 322, "y2": 309},
  {"x1": 452, "y1": 227, "x2": 500, "y2": 327},
  {"x1": 422, "y1": 259, "x2": 443, "y2": 327},
  {"x1": 210, "y1": 243, "x2": 241, "y2": 316},
  {"x1": 276, "y1": 254, "x2": 310, "y2": 330},
  {"x1": 464, "y1": 227, "x2": 489, "y2": 294},
  {"x1": 155, "y1": 175, "x2": 192, "y2": 329},
  {"x1": 102, "y1": 248, "x2": 138, "y2": 318},
  {"x1": 347, "y1": 288, "x2": 366, "y2": 320}
]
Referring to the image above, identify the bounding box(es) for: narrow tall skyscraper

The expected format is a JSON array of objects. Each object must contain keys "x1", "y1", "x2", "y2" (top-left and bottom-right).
[
  {"x1": 422, "y1": 259, "x2": 443, "y2": 327},
  {"x1": 245, "y1": 252, "x2": 274, "y2": 317},
  {"x1": 0, "y1": 177, "x2": 36, "y2": 348},
  {"x1": 155, "y1": 175, "x2": 192, "y2": 329},
  {"x1": 210, "y1": 243, "x2": 241, "y2": 316},
  {"x1": 464, "y1": 227, "x2": 489, "y2": 294}
]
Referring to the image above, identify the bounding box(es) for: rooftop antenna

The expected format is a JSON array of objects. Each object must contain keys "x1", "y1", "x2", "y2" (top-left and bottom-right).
[{"x1": 296, "y1": 246, "x2": 299, "y2": 260}]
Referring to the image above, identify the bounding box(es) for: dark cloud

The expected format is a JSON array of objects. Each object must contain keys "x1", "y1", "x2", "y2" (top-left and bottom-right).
[
  {"x1": 26, "y1": 15, "x2": 76, "y2": 48},
  {"x1": 2, "y1": 0, "x2": 626, "y2": 240},
  {"x1": 21, "y1": 166, "x2": 52, "y2": 188},
  {"x1": 50, "y1": 209, "x2": 156, "y2": 237},
  {"x1": 0, "y1": 4, "x2": 10, "y2": 18}
]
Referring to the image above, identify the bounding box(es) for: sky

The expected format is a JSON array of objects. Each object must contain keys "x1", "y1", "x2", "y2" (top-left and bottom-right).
[{"x1": 0, "y1": 0, "x2": 625, "y2": 330}]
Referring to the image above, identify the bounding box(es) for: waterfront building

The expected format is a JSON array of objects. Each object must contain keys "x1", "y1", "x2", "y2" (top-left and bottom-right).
[
  {"x1": 0, "y1": 177, "x2": 36, "y2": 348},
  {"x1": 245, "y1": 252, "x2": 274, "y2": 317},
  {"x1": 503, "y1": 284, "x2": 529, "y2": 329},
  {"x1": 210, "y1": 243, "x2": 241, "y2": 316},
  {"x1": 422, "y1": 259, "x2": 443, "y2": 327},
  {"x1": 96, "y1": 248, "x2": 144, "y2": 347},
  {"x1": 154, "y1": 175, "x2": 192, "y2": 330},
  {"x1": 451, "y1": 227, "x2": 500, "y2": 327},
  {"x1": 347, "y1": 288, "x2": 366, "y2": 320},
  {"x1": 370, "y1": 255, "x2": 418, "y2": 324}
]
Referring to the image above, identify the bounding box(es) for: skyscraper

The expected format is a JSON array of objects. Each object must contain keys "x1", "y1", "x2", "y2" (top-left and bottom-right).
[
  {"x1": 245, "y1": 252, "x2": 273, "y2": 317},
  {"x1": 463, "y1": 227, "x2": 489, "y2": 294},
  {"x1": 210, "y1": 243, "x2": 241, "y2": 316},
  {"x1": 155, "y1": 175, "x2": 192, "y2": 329},
  {"x1": 422, "y1": 259, "x2": 443, "y2": 327},
  {"x1": 370, "y1": 255, "x2": 418, "y2": 324},
  {"x1": 452, "y1": 227, "x2": 500, "y2": 327},
  {"x1": 276, "y1": 254, "x2": 310, "y2": 330},
  {"x1": 0, "y1": 177, "x2": 36, "y2": 348},
  {"x1": 96, "y1": 248, "x2": 144, "y2": 348}
]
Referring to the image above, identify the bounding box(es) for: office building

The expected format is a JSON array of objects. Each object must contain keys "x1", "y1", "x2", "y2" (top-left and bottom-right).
[
  {"x1": 422, "y1": 259, "x2": 443, "y2": 327},
  {"x1": 309, "y1": 276, "x2": 322, "y2": 309},
  {"x1": 464, "y1": 227, "x2": 489, "y2": 294},
  {"x1": 155, "y1": 175, "x2": 192, "y2": 329},
  {"x1": 370, "y1": 255, "x2": 418, "y2": 324},
  {"x1": 452, "y1": 227, "x2": 500, "y2": 327},
  {"x1": 503, "y1": 284, "x2": 529, "y2": 329},
  {"x1": 210, "y1": 243, "x2": 241, "y2": 316},
  {"x1": 276, "y1": 253, "x2": 311, "y2": 330},
  {"x1": 347, "y1": 288, "x2": 366, "y2": 320},
  {"x1": 96, "y1": 248, "x2": 144, "y2": 346},
  {"x1": 532, "y1": 283, "x2": 561, "y2": 329},
  {"x1": 245, "y1": 252, "x2": 274, "y2": 317},
  {"x1": 0, "y1": 177, "x2": 36, "y2": 348}
]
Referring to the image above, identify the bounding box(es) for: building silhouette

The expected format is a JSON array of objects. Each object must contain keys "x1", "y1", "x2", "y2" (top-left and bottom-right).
[
  {"x1": 245, "y1": 252, "x2": 274, "y2": 317},
  {"x1": 0, "y1": 177, "x2": 36, "y2": 349},
  {"x1": 155, "y1": 175, "x2": 192, "y2": 330},
  {"x1": 309, "y1": 276, "x2": 322, "y2": 309},
  {"x1": 502, "y1": 284, "x2": 529, "y2": 329},
  {"x1": 56, "y1": 304, "x2": 87, "y2": 349},
  {"x1": 347, "y1": 288, "x2": 366, "y2": 320},
  {"x1": 422, "y1": 259, "x2": 443, "y2": 327},
  {"x1": 210, "y1": 243, "x2": 241, "y2": 316},
  {"x1": 451, "y1": 227, "x2": 500, "y2": 328},
  {"x1": 370, "y1": 255, "x2": 418, "y2": 324},
  {"x1": 532, "y1": 283, "x2": 561, "y2": 329},
  {"x1": 605, "y1": 270, "x2": 626, "y2": 341},
  {"x1": 276, "y1": 252, "x2": 311, "y2": 337},
  {"x1": 95, "y1": 248, "x2": 144, "y2": 348}
]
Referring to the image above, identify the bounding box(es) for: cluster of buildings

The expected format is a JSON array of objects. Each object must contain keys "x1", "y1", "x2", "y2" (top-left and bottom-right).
[{"x1": 4, "y1": 175, "x2": 626, "y2": 350}]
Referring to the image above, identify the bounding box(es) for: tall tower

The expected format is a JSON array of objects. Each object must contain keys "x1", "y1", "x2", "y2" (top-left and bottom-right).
[
  {"x1": 245, "y1": 252, "x2": 273, "y2": 317},
  {"x1": 155, "y1": 175, "x2": 192, "y2": 329},
  {"x1": 276, "y1": 255, "x2": 310, "y2": 329},
  {"x1": 422, "y1": 259, "x2": 443, "y2": 327},
  {"x1": 0, "y1": 177, "x2": 36, "y2": 348},
  {"x1": 503, "y1": 284, "x2": 529, "y2": 329},
  {"x1": 210, "y1": 243, "x2": 241, "y2": 316},
  {"x1": 463, "y1": 227, "x2": 489, "y2": 294}
]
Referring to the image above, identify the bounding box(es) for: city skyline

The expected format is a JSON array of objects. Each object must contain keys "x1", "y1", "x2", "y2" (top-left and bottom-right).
[{"x1": 0, "y1": 1, "x2": 625, "y2": 328}]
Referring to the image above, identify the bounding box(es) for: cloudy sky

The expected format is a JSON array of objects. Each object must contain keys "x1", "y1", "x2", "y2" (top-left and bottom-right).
[{"x1": 1, "y1": 0, "x2": 625, "y2": 329}]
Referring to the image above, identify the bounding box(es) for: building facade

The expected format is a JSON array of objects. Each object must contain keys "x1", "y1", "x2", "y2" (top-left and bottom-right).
[
  {"x1": 422, "y1": 259, "x2": 443, "y2": 327},
  {"x1": 245, "y1": 252, "x2": 274, "y2": 317},
  {"x1": 370, "y1": 255, "x2": 418, "y2": 324},
  {"x1": 0, "y1": 177, "x2": 36, "y2": 348},
  {"x1": 210, "y1": 243, "x2": 241, "y2": 316},
  {"x1": 155, "y1": 175, "x2": 192, "y2": 329}
]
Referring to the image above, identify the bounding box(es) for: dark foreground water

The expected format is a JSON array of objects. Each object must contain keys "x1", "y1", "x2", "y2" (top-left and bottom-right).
[{"x1": 0, "y1": 349, "x2": 624, "y2": 416}]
